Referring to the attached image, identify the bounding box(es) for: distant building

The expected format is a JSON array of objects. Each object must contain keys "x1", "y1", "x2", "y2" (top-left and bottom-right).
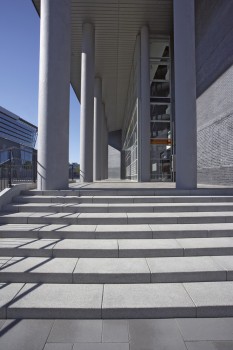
[{"x1": 0, "y1": 106, "x2": 37, "y2": 164}]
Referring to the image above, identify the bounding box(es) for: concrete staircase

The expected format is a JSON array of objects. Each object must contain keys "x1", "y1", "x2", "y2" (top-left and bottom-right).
[{"x1": 1, "y1": 188, "x2": 233, "y2": 318}]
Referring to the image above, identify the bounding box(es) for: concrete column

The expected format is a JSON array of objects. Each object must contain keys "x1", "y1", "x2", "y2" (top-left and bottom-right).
[
  {"x1": 80, "y1": 23, "x2": 95, "y2": 182},
  {"x1": 93, "y1": 77, "x2": 102, "y2": 181},
  {"x1": 139, "y1": 26, "x2": 151, "y2": 182},
  {"x1": 37, "y1": 0, "x2": 71, "y2": 190},
  {"x1": 104, "y1": 118, "x2": 108, "y2": 179},
  {"x1": 173, "y1": 0, "x2": 197, "y2": 189}
]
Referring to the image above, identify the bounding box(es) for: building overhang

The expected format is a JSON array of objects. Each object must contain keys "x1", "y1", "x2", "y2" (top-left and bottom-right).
[{"x1": 32, "y1": 0, "x2": 173, "y2": 132}]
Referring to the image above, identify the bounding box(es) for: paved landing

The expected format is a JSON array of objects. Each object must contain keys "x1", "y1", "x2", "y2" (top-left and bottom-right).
[{"x1": 1, "y1": 318, "x2": 233, "y2": 350}]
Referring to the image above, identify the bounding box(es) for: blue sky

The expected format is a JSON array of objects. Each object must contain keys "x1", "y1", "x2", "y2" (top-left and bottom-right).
[{"x1": 0, "y1": 0, "x2": 80, "y2": 163}]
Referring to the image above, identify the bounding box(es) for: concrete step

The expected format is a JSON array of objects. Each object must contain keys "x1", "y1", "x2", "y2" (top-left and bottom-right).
[
  {"x1": 14, "y1": 195, "x2": 233, "y2": 204},
  {"x1": 1, "y1": 237, "x2": 233, "y2": 258},
  {"x1": 7, "y1": 202, "x2": 233, "y2": 213},
  {"x1": 1, "y1": 223, "x2": 233, "y2": 239},
  {"x1": 1, "y1": 211, "x2": 233, "y2": 225},
  {"x1": 0, "y1": 256, "x2": 233, "y2": 284},
  {"x1": 2, "y1": 281, "x2": 233, "y2": 318}
]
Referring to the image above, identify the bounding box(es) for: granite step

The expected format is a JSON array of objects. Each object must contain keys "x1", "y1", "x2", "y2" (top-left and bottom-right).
[
  {"x1": 13, "y1": 195, "x2": 233, "y2": 204},
  {"x1": 1, "y1": 211, "x2": 233, "y2": 225},
  {"x1": 6, "y1": 202, "x2": 233, "y2": 213},
  {"x1": 2, "y1": 281, "x2": 233, "y2": 318},
  {"x1": 1, "y1": 223, "x2": 233, "y2": 239},
  {"x1": 0, "y1": 256, "x2": 233, "y2": 284},
  {"x1": 1, "y1": 237, "x2": 233, "y2": 258}
]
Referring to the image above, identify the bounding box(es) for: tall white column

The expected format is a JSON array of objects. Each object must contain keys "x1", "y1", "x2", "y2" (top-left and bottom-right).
[
  {"x1": 139, "y1": 26, "x2": 151, "y2": 182},
  {"x1": 80, "y1": 23, "x2": 95, "y2": 182},
  {"x1": 37, "y1": 0, "x2": 71, "y2": 190},
  {"x1": 101, "y1": 104, "x2": 108, "y2": 180},
  {"x1": 104, "y1": 117, "x2": 108, "y2": 179},
  {"x1": 93, "y1": 77, "x2": 102, "y2": 181},
  {"x1": 173, "y1": 0, "x2": 197, "y2": 189}
]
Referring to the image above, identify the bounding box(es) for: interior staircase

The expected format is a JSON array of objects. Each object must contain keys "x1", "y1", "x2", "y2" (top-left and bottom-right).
[{"x1": 1, "y1": 187, "x2": 233, "y2": 318}]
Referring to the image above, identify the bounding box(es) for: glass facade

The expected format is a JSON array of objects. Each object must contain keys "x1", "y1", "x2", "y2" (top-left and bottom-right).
[
  {"x1": 0, "y1": 109, "x2": 37, "y2": 149},
  {"x1": 122, "y1": 39, "x2": 139, "y2": 181},
  {"x1": 150, "y1": 39, "x2": 173, "y2": 181}
]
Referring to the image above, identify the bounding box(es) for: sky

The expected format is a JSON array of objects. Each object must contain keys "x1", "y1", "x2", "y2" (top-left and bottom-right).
[{"x1": 0, "y1": 0, "x2": 80, "y2": 163}]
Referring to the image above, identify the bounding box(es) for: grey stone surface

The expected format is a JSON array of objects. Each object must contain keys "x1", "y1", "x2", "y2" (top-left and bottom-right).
[
  {"x1": 0, "y1": 283, "x2": 24, "y2": 317},
  {"x1": 53, "y1": 239, "x2": 118, "y2": 258},
  {"x1": 77, "y1": 213, "x2": 127, "y2": 225},
  {"x1": 127, "y1": 213, "x2": 178, "y2": 224},
  {"x1": 147, "y1": 256, "x2": 226, "y2": 283},
  {"x1": 95, "y1": 225, "x2": 152, "y2": 239},
  {"x1": 74, "y1": 258, "x2": 150, "y2": 283},
  {"x1": 185, "y1": 341, "x2": 233, "y2": 350},
  {"x1": 48, "y1": 319, "x2": 102, "y2": 343},
  {"x1": 129, "y1": 319, "x2": 187, "y2": 350},
  {"x1": 8, "y1": 283, "x2": 103, "y2": 318},
  {"x1": 118, "y1": 239, "x2": 182, "y2": 257},
  {"x1": 0, "y1": 319, "x2": 54, "y2": 350},
  {"x1": 44, "y1": 344, "x2": 73, "y2": 350},
  {"x1": 177, "y1": 318, "x2": 233, "y2": 341},
  {"x1": 178, "y1": 237, "x2": 233, "y2": 256},
  {"x1": 0, "y1": 238, "x2": 58, "y2": 257},
  {"x1": 212, "y1": 256, "x2": 233, "y2": 280},
  {"x1": 0, "y1": 257, "x2": 77, "y2": 283},
  {"x1": 102, "y1": 320, "x2": 129, "y2": 342},
  {"x1": 73, "y1": 344, "x2": 129, "y2": 350},
  {"x1": 102, "y1": 283, "x2": 195, "y2": 318},
  {"x1": 184, "y1": 281, "x2": 233, "y2": 317}
]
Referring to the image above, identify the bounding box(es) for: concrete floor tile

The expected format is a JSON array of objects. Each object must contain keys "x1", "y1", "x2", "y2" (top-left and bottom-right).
[
  {"x1": 118, "y1": 239, "x2": 182, "y2": 257},
  {"x1": 53, "y1": 239, "x2": 118, "y2": 258},
  {"x1": 0, "y1": 257, "x2": 77, "y2": 283},
  {"x1": 73, "y1": 344, "x2": 129, "y2": 350},
  {"x1": 102, "y1": 283, "x2": 195, "y2": 318},
  {"x1": 7, "y1": 283, "x2": 103, "y2": 318},
  {"x1": 48, "y1": 320, "x2": 102, "y2": 343},
  {"x1": 0, "y1": 319, "x2": 54, "y2": 350},
  {"x1": 102, "y1": 320, "x2": 129, "y2": 342},
  {"x1": 129, "y1": 319, "x2": 187, "y2": 350},
  {"x1": 147, "y1": 256, "x2": 226, "y2": 282},
  {"x1": 0, "y1": 283, "x2": 24, "y2": 318},
  {"x1": 74, "y1": 258, "x2": 150, "y2": 283},
  {"x1": 78, "y1": 213, "x2": 127, "y2": 225},
  {"x1": 185, "y1": 341, "x2": 233, "y2": 350},
  {"x1": 0, "y1": 319, "x2": 6, "y2": 328},
  {"x1": 44, "y1": 344, "x2": 73, "y2": 350},
  {"x1": 184, "y1": 281, "x2": 233, "y2": 317},
  {"x1": 212, "y1": 256, "x2": 233, "y2": 280},
  {"x1": 177, "y1": 318, "x2": 233, "y2": 341},
  {"x1": 178, "y1": 238, "x2": 233, "y2": 256}
]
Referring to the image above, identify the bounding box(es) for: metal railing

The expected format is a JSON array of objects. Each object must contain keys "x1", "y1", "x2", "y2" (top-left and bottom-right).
[{"x1": 0, "y1": 148, "x2": 37, "y2": 191}]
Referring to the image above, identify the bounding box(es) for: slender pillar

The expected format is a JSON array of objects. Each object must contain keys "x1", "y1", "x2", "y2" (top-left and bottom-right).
[
  {"x1": 139, "y1": 26, "x2": 151, "y2": 182},
  {"x1": 93, "y1": 77, "x2": 102, "y2": 181},
  {"x1": 173, "y1": 0, "x2": 197, "y2": 189},
  {"x1": 37, "y1": 0, "x2": 71, "y2": 190},
  {"x1": 80, "y1": 23, "x2": 95, "y2": 182},
  {"x1": 104, "y1": 118, "x2": 108, "y2": 179},
  {"x1": 101, "y1": 104, "x2": 108, "y2": 180}
]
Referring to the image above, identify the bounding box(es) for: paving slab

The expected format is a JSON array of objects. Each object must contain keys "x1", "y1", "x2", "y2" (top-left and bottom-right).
[
  {"x1": 73, "y1": 344, "x2": 129, "y2": 350},
  {"x1": 150, "y1": 224, "x2": 209, "y2": 239},
  {"x1": 77, "y1": 213, "x2": 127, "y2": 225},
  {"x1": 39, "y1": 224, "x2": 97, "y2": 239},
  {"x1": 177, "y1": 317, "x2": 233, "y2": 341},
  {"x1": 0, "y1": 238, "x2": 58, "y2": 257},
  {"x1": 0, "y1": 257, "x2": 78, "y2": 283},
  {"x1": 0, "y1": 257, "x2": 12, "y2": 268},
  {"x1": 28, "y1": 213, "x2": 80, "y2": 225},
  {"x1": 185, "y1": 341, "x2": 233, "y2": 350},
  {"x1": 147, "y1": 256, "x2": 226, "y2": 282},
  {"x1": 47, "y1": 319, "x2": 102, "y2": 343},
  {"x1": 184, "y1": 281, "x2": 233, "y2": 317},
  {"x1": 0, "y1": 319, "x2": 54, "y2": 350},
  {"x1": 44, "y1": 344, "x2": 73, "y2": 350},
  {"x1": 0, "y1": 212, "x2": 30, "y2": 224},
  {"x1": 0, "y1": 283, "x2": 24, "y2": 318},
  {"x1": 7, "y1": 283, "x2": 103, "y2": 319},
  {"x1": 212, "y1": 256, "x2": 233, "y2": 280},
  {"x1": 74, "y1": 258, "x2": 150, "y2": 283},
  {"x1": 177, "y1": 237, "x2": 233, "y2": 256},
  {"x1": 129, "y1": 319, "x2": 187, "y2": 350},
  {"x1": 95, "y1": 225, "x2": 152, "y2": 239},
  {"x1": 102, "y1": 283, "x2": 195, "y2": 318},
  {"x1": 127, "y1": 213, "x2": 178, "y2": 224},
  {"x1": 118, "y1": 239, "x2": 182, "y2": 257},
  {"x1": 53, "y1": 239, "x2": 118, "y2": 258},
  {"x1": 102, "y1": 320, "x2": 129, "y2": 342}
]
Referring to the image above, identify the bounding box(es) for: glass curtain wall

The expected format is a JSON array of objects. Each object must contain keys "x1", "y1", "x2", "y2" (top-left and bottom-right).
[
  {"x1": 150, "y1": 38, "x2": 174, "y2": 181},
  {"x1": 122, "y1": 39, "x2": 139, "y2": 181}
]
